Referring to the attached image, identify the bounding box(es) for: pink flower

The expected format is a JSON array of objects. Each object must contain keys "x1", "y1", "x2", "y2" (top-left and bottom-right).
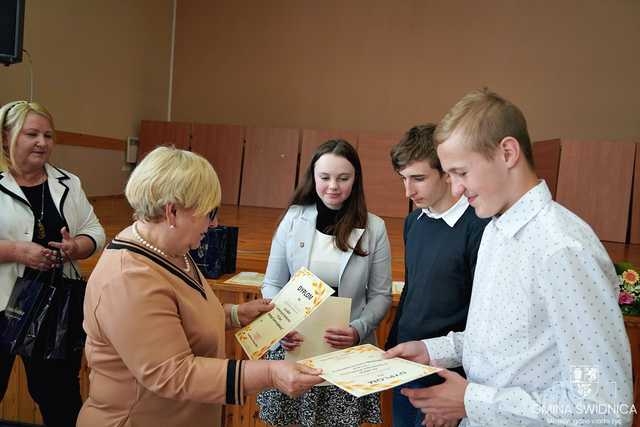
[{"x1": 619, "y1": 291, "x2": 635, "y2": 305}]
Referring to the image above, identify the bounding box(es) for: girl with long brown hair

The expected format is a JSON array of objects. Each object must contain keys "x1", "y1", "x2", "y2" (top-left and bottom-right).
[{"x1": 257, "y1": 139, "x2": 392, "y2": 426}]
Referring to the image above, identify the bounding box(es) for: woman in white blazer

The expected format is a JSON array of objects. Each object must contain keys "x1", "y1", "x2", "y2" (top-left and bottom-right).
[
  {"x1": 258, "y1": 139, "x2": 392, "y2": 427},
  {"x1": 0, "y1": 101, "x2": 105, "y2": 427}
]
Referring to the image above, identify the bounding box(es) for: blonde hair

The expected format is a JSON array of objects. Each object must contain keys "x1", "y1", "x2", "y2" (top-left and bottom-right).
[
  {"x1": 125, "y1": 146, "x2": 221, "y2": 221},
  {"x1": 433, "y1": 88, "x2": 534, "y2": 167},
  {"x1": 0, "y1": 101, "x2": 55, "y2": 171}
]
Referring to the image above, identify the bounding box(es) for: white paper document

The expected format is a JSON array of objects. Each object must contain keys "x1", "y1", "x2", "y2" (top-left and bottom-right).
[
  {"x1": 235, "y1": 268, "x2": 334, "y2": 360},
  {"x1": 298, "y1": 344, "x2": 441, "y2": 397}
]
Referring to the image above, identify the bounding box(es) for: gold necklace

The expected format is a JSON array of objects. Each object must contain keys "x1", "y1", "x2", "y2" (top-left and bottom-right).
[{"x1": 36, "y1": 183, "x2": 46, "y2": 239}]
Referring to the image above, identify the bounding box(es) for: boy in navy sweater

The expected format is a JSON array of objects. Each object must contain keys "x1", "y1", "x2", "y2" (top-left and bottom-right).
[{"x1": 386, "y1": 124, "x2": 488, "y2": 427}]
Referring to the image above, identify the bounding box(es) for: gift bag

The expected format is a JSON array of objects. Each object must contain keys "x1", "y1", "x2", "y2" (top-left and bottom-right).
[
  {"x1": 0, "y1": 272, "x2": 56, "y2": 355},
  {"x1": 190, "y1": 226, "x2": 239, "y2": 279},
  {"x1": 41, "y1": 264, "x2": 87, "y2": 360}
]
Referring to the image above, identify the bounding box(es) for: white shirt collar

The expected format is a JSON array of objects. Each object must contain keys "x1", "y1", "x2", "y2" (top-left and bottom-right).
[
  {"x1": 491, "y1": 180, "x2": 551, "y2": 238},
  {"x1": 417, "y1": 196, "x2": 469, "y2": 227}
]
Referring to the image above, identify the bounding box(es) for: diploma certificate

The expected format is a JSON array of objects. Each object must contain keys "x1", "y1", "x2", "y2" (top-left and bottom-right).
[
  {"x1": 235, "y1": 268, "x2": 334, "y2": 360},
  {"x1": 297, "y1": 344, "x2": 441, "y2": 397}
]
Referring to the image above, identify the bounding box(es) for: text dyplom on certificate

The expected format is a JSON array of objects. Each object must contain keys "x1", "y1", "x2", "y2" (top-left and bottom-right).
[
  {"x1": 298, "y1": 344, "x2": 442, "y2": 397},
  {"x1": 235, "y1": 267, "x2": 334, "y2": 360}
]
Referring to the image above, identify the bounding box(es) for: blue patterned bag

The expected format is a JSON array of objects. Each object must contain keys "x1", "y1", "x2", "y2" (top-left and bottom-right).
[{"x1": 189, "y1": 226, "x2": 238, "y2": 279}]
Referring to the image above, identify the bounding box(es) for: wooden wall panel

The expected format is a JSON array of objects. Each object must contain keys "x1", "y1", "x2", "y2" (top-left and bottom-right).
[
  {"x1": 358, "y1": 132, "x2": 408, "y2": 218},
  {"x1": 532, "y1": 139, "x2": 561, "y2": 199},
  {"x1": 631, "y1": 143, "x2": 640, "y2": 244},
  {"x1": 138, "y1": 120, "x2": 191, "y2": 161},
  {"x1": 298, "y1": 129, "x2": 359, "y2": 183},
  {"x1": 240, "y1": 127, "x2": 300, "y2": 209},
  {"x1": 191, "y1": 124, "x2": 245, "y2": 205},
  {"x1": 556, "y1": 140, "x2": 636, "y2": 243}
]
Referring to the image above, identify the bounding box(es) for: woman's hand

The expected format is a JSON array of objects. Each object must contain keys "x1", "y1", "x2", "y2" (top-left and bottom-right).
[
  {"x1": 324, "y1": 326, "x2": 359, "y2": 349},
  {"x1": 237, "y1": 298, "x2": 274, "y2": 325},
  {"x1": 48, "y1": 227, "x2": 79, "y2": 261},
  {"x1": 280, "y1": 331, "x2": 304, "y2": 351},
  {"x1": 268, "y1": 360, "x2": 323, "y2": 397},
  {"x1": 16, "y1": 241, "x2": 60, "y2": 271}
]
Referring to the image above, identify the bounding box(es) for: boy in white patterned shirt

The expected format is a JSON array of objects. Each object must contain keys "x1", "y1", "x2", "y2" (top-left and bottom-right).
[{"x1": 386, "y1": 88, "x2": 633, "y2": 427}]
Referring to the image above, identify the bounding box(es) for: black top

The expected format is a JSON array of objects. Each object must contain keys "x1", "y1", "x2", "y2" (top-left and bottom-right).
[
  {"x1": 20, "y1": 182, "x2": 65, "y2": 281},
  {"x1": 386, "y1": 205, "x2": 489, "y2": 348},
  {"x1": 315, "y1": 198, "x2": 345, "y2": 235}
]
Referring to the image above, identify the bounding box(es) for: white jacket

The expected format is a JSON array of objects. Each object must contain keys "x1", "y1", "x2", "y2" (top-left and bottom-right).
[{"x1": 0, "y1": 163, "x2": 106, "y2": 310}]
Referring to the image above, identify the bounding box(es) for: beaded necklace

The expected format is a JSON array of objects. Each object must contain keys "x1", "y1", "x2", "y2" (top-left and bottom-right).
[{"x1": 132, "y1": 222, "x2": 190, "y2": 273}]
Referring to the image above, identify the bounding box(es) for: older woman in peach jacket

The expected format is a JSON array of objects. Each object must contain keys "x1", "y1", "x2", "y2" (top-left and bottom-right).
[{"x1": 78, "y1": 147, "x2": 322, "y2": 427}]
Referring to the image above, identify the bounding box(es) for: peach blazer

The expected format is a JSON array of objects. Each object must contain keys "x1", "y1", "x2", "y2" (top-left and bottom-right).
[{"x1": 78, "y1": 233, "x2": 244, "y2": 427}]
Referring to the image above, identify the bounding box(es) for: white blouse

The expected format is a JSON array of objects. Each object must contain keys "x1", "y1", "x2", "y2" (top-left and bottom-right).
[{"x1": 308, "y1": 230, "x2": 342, "y2": 289}]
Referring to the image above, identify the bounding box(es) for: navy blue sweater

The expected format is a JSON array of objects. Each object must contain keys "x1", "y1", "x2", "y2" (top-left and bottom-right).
[{"x1": 386, "y1": 205, "x2": 488, "y2": 348}]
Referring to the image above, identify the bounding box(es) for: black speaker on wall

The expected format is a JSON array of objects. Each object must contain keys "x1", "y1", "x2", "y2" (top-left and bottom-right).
[{"x1": 0, "y1": 0, "x2": 25, "y2": 66}]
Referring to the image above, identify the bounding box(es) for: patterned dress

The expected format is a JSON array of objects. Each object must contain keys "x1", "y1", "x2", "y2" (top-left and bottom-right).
[{"x1": 257, "y1": 346, "x2": 381, "y2": 426}]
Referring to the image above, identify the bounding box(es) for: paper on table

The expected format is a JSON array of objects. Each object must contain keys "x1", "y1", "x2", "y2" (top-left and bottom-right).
[
  {"x1": 285, "y1": 296, "x2": 351, "y2": 361},
  {"x1": 297, "y1": 344, "x2": 441, "y2": 397},
  {"x1": 235, "y1": 267, "x2": 334, "y2": 360},
  {"x1": 223, "y1": 272, "x2": 265, "y2": 286}
]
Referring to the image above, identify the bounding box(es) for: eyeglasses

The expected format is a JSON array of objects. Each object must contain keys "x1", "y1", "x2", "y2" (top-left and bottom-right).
[{"x1": 208, "y1": 207, "x2": 218, "y2": 222}]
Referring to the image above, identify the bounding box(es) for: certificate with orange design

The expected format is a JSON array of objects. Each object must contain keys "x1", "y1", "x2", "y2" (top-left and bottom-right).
[
  {"x1": 297, "y1": 344, "x2": 441, "y2": 397},
  {"x1": 235, "y1": 267, "x2": 335, "y2": 360}
]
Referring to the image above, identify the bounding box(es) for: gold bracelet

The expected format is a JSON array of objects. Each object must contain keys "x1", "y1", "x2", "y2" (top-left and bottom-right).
[{"x1": 231, "y1": 304, "x2": 242, "y2": 328}]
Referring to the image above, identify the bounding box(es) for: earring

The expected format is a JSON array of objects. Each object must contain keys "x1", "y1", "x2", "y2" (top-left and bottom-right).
[{"x1": 169, "y1": 224, "x2": 175, "y2": 229}]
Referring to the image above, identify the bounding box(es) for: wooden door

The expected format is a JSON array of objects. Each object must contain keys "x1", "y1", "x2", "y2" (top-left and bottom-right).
[
  {"x1": 138, "y1": 120, "x2": 191, "y2": 161},
  {"x1": 240, "y1": 127, "x2": 300, "y2": 209},
  {"x1": 630, "y1": 143, "x2": 640, "y2": 244},
  {"x1": 555, "y1": 140, "x2": 636, "y2": 242},
  {"x1": 191, "y1": 124, "x2": 245, "y2": 205},
  {"x1": 358, "y1": 132, "x2": 409, "y2": 218},
  {"x1": 532, "y1": 139, "x2": 561, "y2": 199}
]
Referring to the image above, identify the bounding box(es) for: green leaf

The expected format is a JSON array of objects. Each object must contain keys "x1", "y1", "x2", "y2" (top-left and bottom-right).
[{"x1": 614, "y1": 261, "x2": 636, "y2": 275}]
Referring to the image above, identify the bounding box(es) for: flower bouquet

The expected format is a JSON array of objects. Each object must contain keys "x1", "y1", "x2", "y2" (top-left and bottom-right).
[{"x1": 616, "y1": 261, "x2": 640, "y2": 316}]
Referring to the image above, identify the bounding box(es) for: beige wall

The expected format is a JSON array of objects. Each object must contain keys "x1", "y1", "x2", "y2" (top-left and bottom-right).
[
  {"x1": 172, "y1": 0, "x2": 640, "y2": 142},
  {"x1": 0, "y1": 1, "x2": 174, "y2": 196},
  {"x1": 2, "y1": 1, "x2": 638, "y2": 194}
]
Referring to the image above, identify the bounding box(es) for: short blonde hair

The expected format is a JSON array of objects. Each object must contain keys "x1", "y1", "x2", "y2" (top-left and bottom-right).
[
  {"x1": 434, "y1": 88, "x2": 534, "y2": 167},
  {"x1": 0, "y1": 101, "x2": 55, "y2": 171},
  {"x1": 125, "y1": 146, "x2": 221, "y2": 221}
]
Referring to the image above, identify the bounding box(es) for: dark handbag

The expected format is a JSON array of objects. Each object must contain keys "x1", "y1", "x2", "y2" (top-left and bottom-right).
[
  {"x1": 0, "y1": 271, "x2": 56, "y2": 355},
  {"x1": 40, "y1": 263, "x2": 87, "y2": 360},
  {"x1": 189, "y1": 225, "x2": 239, "y2": 279}
]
